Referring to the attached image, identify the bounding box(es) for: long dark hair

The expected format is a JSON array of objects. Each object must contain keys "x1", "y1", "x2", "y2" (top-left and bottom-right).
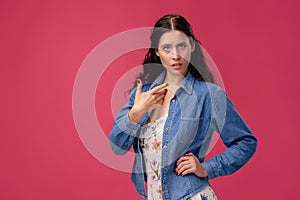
[{"x1": 132, "y1": 14, "x2": 214, "y2": 90}]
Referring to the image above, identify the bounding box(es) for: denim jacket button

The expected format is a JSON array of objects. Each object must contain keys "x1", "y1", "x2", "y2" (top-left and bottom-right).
[
  {"x1": 162, "y1": 179, "x2": 166, "y2": 184},
  {"x1": 165, "y1": 128, "x2": 169, "y2": 132}
]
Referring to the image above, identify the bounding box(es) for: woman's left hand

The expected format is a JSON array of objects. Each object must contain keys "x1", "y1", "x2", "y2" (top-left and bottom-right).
[{"x1": 175, "y1": 152, "x2": 208, "y2": 178}]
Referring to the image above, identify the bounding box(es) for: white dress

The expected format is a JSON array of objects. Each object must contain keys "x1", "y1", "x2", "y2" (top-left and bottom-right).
[{"x1": 140, "y1": 114, "x2": 217, "y2": 200}]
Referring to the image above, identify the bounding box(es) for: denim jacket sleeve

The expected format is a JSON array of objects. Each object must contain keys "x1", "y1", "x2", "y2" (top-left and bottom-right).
[
  {"x1": 109, "y1": 87, "x2": 141, "y2": 155},
  {"x1": 202, "y1": 86, "x2": 258, "y2": 179}
]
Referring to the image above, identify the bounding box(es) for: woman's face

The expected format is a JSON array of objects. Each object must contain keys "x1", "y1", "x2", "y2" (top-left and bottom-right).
[{"x1": 156, "y1": 30, "x2": 195, "y2": 77}]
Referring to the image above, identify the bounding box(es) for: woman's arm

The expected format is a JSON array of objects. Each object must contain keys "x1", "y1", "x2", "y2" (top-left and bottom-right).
[
  {"x1": 109, "y1": 88, "x2": 141, "y2": 155},
  {"x1": 109, "y1": 81, "x2": 168, "y2": 155},
  {"x1": 202, "y1": 87, "x2": 258, "y2": 179}
]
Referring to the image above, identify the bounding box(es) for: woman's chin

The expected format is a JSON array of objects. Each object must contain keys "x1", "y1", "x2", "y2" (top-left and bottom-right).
[{"x1": 167, "y1": 68, "x2": 188, "y2": 77}]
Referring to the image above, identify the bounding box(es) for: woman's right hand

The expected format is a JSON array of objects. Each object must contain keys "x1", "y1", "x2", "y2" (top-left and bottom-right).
[{"x1": 128, "y1": 79, "x2": 168, "y2": 123}]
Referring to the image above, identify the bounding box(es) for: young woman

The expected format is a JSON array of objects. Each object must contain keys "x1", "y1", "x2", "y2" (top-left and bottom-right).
[{"x1": 109, "y1": 14, "x2": 257, "y2": 200}]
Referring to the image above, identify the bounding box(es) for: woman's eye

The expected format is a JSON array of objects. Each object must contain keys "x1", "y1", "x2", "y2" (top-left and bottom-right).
[
  {"x1": 178, "y1": 44, "x2": 186, "y2": 49},
  {"x1": 162, "y1": 46, "x2": 171, "y2": 51}
]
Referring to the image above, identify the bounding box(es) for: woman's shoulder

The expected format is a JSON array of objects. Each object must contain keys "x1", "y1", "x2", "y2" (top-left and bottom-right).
[
  {"x1": 141, "y1": 82, "x2": 154, "y2": 92},
  {"x1": 193, "y1": 80, "x2": 226, "y2": 96}
]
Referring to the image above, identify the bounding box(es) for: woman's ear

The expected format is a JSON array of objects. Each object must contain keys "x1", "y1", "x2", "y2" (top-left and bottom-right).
[
  {"x1": 155, "y1": 49, "x2": 160, "y2": 57},
  {"x1": 189, "y1": 37, "x2": 195, "y2": 52},
  {"x1": 191, "y1": 41, "x2": 195, "y2": 52}
]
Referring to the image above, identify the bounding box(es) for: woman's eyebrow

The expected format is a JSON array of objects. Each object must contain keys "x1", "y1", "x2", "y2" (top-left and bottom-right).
[
  {"x1": 160, "y1": 41, "x2": 187, "y2": 46},
  {"x1": 159, "y1": 43, "x2": 171, "y2": 46},
  {"x1": 177, "y1": 41, "x2": 188, "y2": 45}
]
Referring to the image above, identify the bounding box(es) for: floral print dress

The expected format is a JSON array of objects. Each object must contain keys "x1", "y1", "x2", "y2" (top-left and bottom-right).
[
  {"x1": 140, "y1": 114, "x2": 217, "y2": 200},
  {"x1": 140, "y1": 114, "x2": 167, "y2": 200}
]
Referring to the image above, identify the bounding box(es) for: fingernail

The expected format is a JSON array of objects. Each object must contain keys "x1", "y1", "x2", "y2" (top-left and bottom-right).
[
  {"x1": 164, "y1": 83, "x2": 169, "y2": 86},
  {"x1": 137, "y1": 79, "x2": 141, "y2": 84}
]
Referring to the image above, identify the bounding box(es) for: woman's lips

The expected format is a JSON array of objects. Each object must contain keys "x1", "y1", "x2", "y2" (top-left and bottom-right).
[{"x1": 171, "y1": 63, "x2": 182, "y2": 69}]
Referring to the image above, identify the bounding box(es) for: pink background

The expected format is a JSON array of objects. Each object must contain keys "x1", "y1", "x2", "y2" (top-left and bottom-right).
[{"x1": 1, "y1": 0, "x2": 300, "y2": 199}]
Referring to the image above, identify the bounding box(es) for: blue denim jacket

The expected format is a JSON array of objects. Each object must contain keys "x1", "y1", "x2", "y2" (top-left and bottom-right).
[{"x1": 109, "y1": 71, "x2": 257, "y2": 200}]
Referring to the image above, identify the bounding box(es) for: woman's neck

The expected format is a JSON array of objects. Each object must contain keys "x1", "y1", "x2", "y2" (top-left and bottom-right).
[{"x1": 163, "y1": 72, "x2": 186, "y2": 93}]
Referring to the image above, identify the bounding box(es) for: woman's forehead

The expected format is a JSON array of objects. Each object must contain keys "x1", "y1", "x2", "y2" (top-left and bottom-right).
[{"x1": 158, "y1": 30, "x2": 190, "y2": 45}]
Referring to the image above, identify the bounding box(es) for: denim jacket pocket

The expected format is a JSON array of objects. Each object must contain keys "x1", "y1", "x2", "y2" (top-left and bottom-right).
[{"x1": 176, "y1": 117, "x2": 201, "y2": 145}]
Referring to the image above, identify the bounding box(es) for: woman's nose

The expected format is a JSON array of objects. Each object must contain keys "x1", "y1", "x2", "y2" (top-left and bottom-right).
[{"x1": 171, "y1": 49, "x2": 180, "y2": 60}]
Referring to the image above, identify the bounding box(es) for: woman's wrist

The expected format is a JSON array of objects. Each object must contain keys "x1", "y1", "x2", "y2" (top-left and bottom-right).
[{"x1": 128, "y1": 108, "x2": 144, "y2": 123}]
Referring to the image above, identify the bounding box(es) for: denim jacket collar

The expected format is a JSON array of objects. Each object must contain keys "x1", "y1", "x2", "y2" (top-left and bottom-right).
[{"x1": 149, "y1": 70, "x2": 195, "y2": 95}]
